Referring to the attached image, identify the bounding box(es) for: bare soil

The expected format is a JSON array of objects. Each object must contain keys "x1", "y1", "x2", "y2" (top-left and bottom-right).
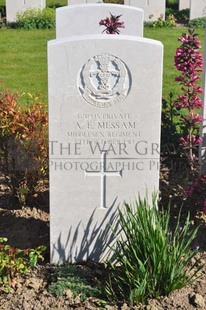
[{"x1": 1, "y1": 176, "x2": 206, "y2": 310}]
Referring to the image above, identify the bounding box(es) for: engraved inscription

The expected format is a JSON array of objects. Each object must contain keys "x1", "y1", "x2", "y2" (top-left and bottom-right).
[
  {"x1": 85, "y1": 151, "x2": 122, "y2": 209},
  {"x1": 78, "y1": 53, "x2": 131, "y2": 108}
]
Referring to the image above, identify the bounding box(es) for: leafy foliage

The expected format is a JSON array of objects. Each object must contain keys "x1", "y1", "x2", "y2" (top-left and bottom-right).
[
  {"x1": 0, "y1": 237, "x2": 46, "y2": 292},
  {"x1": 187, "y1": 175, "x2": 206, "y2": 213},
  {"x1": 0, "y1": 88, "x2": 48, "y2": 205},
  {"x1": 160, "y1": 29, "x2": 204, "y2": 203},
  {"x1": 144, "y1": 14, "x2": 176, "y2": 28},
  {"x1": 175, "y1": 9, "x2": 189, "y2": 23},
  {"x1": 166, "y1": 0, "x2": 178, "y2": 6},
  {"x1": 13, "y1": 8, "x2": 55, "y2": 29},
  {"x1": 174, "y1": 28, "x2": 203, "y2": 172},
  {"x1": 161, "y1": 92, "x2": 180, "y2": 146},
  {"x1": 104, "y1": 0, "x2": 124, "y2": 4},
  {"x1": 189, "y1": 17, "x2": 206, "y2": 29},
  {"x1": 49, "y1": 264, "x2": 100, "y2": 300},
  {"x1": 0, "y1": 3, "x2": 5, "y2": 18},
  {"x1": 105, "y1": 196, "x2": 202, "y2": 305},
  {"x1": 47, "y1": 0, "x2": 67, "y2": 8},
  {"x1": 99, "y1": 13, "x2": 125, "y2": 34}
]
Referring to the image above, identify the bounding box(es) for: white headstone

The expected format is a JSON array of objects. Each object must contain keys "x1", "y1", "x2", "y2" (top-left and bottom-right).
[
  {"x1": 190, "y1": 0, "x2": 206, "y2": 20},
  {"x1": 69, "y1": 0, "x2": 103, "y2": 3},
  {"x1": 6, "y1": 0, "x2": 46, "y2": 22},
  {"x1": 179, "y1": 0, "x2": 190, "y2": 11},
  {"x1": 124, "y1": 0, "x2": 166, "y2": 21},
  {"x1": 48, "y1": 34, "x2": 163, "y2": 263},
  {"x1": 56, "y1": 4, "x2": 144, "y2": 38}
]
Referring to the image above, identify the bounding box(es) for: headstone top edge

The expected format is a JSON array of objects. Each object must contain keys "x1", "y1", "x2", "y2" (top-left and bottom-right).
[
  {"x1": 48, "y1": 34, "x2": 163, "y2": 48},
  {"x1": 56, "y1": 3, "x2": 144, "y2": 13}
]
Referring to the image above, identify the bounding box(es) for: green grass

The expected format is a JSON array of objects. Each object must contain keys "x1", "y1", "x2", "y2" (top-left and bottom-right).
[
  {"x1": 0, "y1": 27, "x2": 204, "y2": 103},
  {"x1": 0, "y1": 0, "x2": 67, "y2": 6},
  {"x1": 0, "y1": 29, "x2": 55, "y2": 102},
  {"x1": 144, "y1": 27, "x2": 205, "y2": 100}
]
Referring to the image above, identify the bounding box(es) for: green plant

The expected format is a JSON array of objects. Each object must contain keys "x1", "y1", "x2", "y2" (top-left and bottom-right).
[
  {"x1": 0, "y1": 88, "x2": 48, "y2": 205},
  {"x1": 0, "y1": 19, "x2": 6, "y2": 29},
  {"x1": 189, "y1": 17, "x2": 206, "y2": 28},
  {"x1": 105, "y1": 196, "x2": 202, "y2": 305},
  {"x1": 161, "y1": 92, "x2": 180, "y2": 146},
  {"x1": 14, "y1": 8, "x2": 55, "y2": 29},
  {"x1": 47, "y1": 0, "x2": 67, "y2": 8},
  {"x1": 104, "y1": 0, "x2": 124, "y2": 4},
  {"x1": 160, "y1": 92, "x2": 186, "y2": 201},
  {"x1": 175, "y1": 9, "x2": 189, "y2": 23},
  {"x1": 99, "y1": 13, "x2": 125, "y2": 34},
  {"x1": 187, "y1": 175, "x2": 206, "y2": 213},
  {"x1": 174, "y1": 29, "x2": 203, "y2": 173},
  {"x1": 166, "y1": 7, "x2": 176, "y2": 18},
  {"x1": 167, "y1": 0, "x2": 178, "y2": 5},
  {"x1": 144, "y1": 14, "x2": 176, "y2": 28},
  {"x1": 0, "y1": 237, "x2": 46, "y2": 292},
  {"x1": 0, "y1": 2, "x2": 5, "y2": 18},
  {"x1": 49, "y1": 264, "x2": 100, "y2": 300}
]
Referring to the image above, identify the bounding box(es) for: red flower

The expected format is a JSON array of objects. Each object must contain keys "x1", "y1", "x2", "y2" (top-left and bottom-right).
[
  {"x1": 99, "y1": 13, "x2": 125, "y2": 35},
  {"x1": 180, "y1": 135, "x2": 202, "y2": 147}
]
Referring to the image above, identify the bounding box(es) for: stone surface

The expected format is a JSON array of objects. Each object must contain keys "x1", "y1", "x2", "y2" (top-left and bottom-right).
[
  {"x1": 124, "y1": 0, "x2": 166, "y2": 21},
  {"x1": 146, "y1": 305, "x2": 160, "y2": 310},
  {"x1": 48, "y1": 34, "x2": 163, "y2": 263},
  {"x1": 27, "y1": 277, "x2": 44, "y2": 290},
  {"x1": 189, "y1": 293, "x2": 205, "y2": 308},
  {"x1": 64, "y1": 289, "x2": 73, "y2": 299},
  {"x1": 6, "y1": 0, "x2": 45, "y2": 22},
  {"x1": 69, "y1": 0, "x2": 103, "y2": 3},
  {"x1": 56, "y1": 4, "x2": 144, "y2": 38},
  {"x1": 190, "y1": 0, "x2": 206, "y2": 20},
  {"x1": 179, "y1": 0, "x2": 190, "y2": 10}
]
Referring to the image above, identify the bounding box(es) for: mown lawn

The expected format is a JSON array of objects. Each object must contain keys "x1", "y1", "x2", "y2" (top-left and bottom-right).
[
  {"x1": 144, "y1": 27, "x2": 205, "y2": 100},
  {"x1": 0, "y1": 29, "x2": 55, "y2": 102},
  {"x1": 0, "y1": 27, "x2": 204, "y2": 103},
  {"x1": 0, "y1": 0, "x2": 67, "y2": 6}
]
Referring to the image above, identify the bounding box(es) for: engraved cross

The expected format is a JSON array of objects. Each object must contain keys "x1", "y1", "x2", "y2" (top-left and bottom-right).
[{"x1": 85, "y1": 151, "x2": 122, "y2": 209}]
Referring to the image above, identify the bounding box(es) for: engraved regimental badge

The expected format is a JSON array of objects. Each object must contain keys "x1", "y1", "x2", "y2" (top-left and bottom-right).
[{"x1": 78, "y1": 53, "x2": 131, "y2": 108}]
